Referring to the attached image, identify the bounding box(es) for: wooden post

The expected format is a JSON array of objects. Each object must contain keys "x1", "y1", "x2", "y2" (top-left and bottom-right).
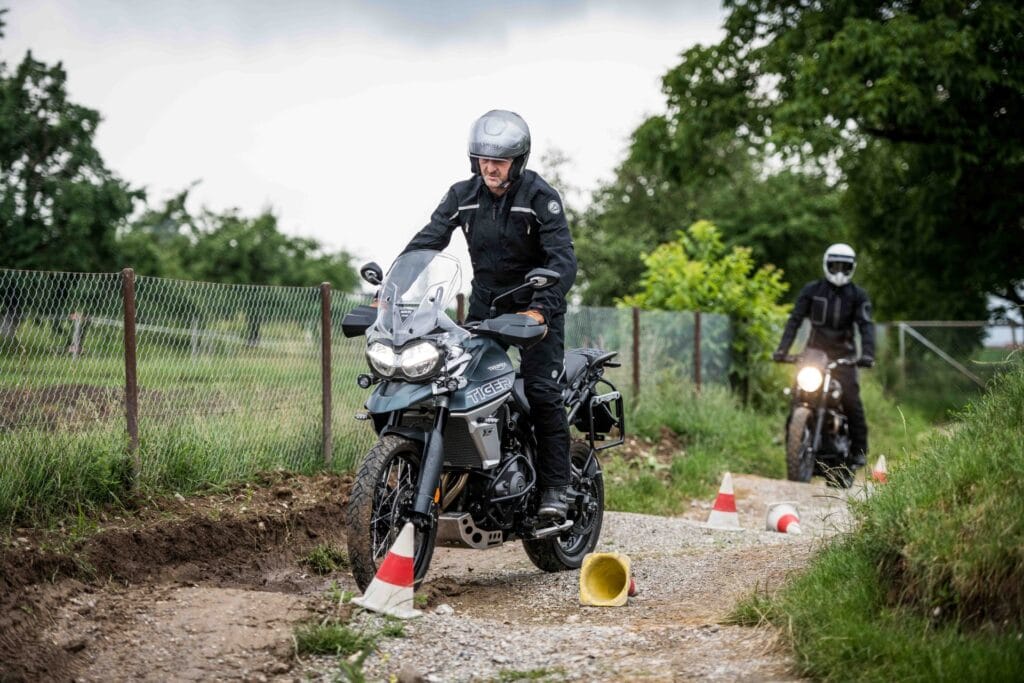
[
  {"x1": 456, "y1": 292, "x2": 466, "y2": 325},
  {"x1": 693, "y1": 310, "x2": 702, "y2": 394},
  {"x1": 898, "y1": 322, "x2": 906, "y2": 390},
  {"x1": 631, "y1": 306, "x2": 640, "y2": 400},
  {"x1": 320, "y1": 283, "x2": 333, "y2": 468},
  {"x1": 122, "y1": 268, "x2": 140, "y2": 480}
]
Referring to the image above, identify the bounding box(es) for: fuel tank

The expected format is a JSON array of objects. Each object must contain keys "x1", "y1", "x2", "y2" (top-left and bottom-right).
[{"x1": 448, "y1": 337, "x2": 515, "y2": 412}]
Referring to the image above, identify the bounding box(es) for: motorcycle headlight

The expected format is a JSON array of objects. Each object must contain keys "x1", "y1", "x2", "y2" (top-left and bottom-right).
[
  {"x1": 399, "y1": 341, "x2": 442, "y2": 379},
  {"x1": 366, "y1": 342, "x2": 398, "y2": 377},
  {"x1": 796, "y1": 366, "x2": 824, "y2": 393}
]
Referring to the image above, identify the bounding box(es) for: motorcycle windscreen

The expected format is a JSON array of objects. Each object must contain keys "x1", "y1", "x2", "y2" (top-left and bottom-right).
[{"x1": 374, "y1": 249, "x2": 468, "y2": 347}]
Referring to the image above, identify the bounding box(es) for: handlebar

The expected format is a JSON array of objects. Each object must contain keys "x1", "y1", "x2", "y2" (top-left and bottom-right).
[{"x1": 773, "y1": 354, "x2": 863, "y2": 368}]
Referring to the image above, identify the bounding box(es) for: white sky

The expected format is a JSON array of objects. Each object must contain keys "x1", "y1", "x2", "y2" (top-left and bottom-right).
[{"x1": 4, "y1": 0, "x2": 725, "y2": 272}]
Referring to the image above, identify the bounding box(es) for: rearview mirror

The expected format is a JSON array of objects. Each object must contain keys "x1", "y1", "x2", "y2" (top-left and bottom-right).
[
  {"x1": 360, "y1": 262, "x2": 383, "y2": 286},
  {"x1": 525, "y1": 267, "x2": 560, "y2": 291}
]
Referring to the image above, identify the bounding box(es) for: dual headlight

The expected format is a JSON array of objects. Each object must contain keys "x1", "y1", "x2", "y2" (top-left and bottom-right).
[
  {"x1": 796, "y1": 366, "x2": 824, "y2": 393},
  {"x1": 366, "y1": 341, "x2": 442, "y2": 380}
]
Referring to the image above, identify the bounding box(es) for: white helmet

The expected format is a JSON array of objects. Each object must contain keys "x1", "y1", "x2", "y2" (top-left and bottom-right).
[{"x1": 823, "y1": 243, "x2": 856, "y2": 286}]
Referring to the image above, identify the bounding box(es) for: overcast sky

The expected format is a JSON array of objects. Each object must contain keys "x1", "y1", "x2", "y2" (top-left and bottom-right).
[{"x1": 4, "y1": 0, "x2": 724, "y2": 271}]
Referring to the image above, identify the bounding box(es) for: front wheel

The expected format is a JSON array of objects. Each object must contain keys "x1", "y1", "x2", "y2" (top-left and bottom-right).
[
  {"x1": 786, "y1": 407, "x2": 815, "y2": 482},
  {"x1": 523, "y1": 440, "x2": 604, "y2": 572},
  {"x1": 346, "y1": 435, "x2": 437, "y2": 592}
]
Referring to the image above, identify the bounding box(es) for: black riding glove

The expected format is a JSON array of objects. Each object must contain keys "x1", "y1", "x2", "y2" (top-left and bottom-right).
[
  {"x1": 772, "y1": 350, "x2": 787, "y2": 362},
  {"x1": 857, "y1": 356, "x2": 875, "y2": 368}
]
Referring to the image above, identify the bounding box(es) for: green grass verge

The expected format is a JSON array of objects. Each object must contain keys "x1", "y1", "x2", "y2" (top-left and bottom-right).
[{"x1": 733, "y1": 362, "x2": 1024, "y2": 681}]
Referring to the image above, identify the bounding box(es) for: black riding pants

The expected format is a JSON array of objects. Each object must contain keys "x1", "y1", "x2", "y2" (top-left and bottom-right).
[
  {"x1": 832, "y1": 365, "x2": 868, "y2": 463},
  {"x1": 519, "y1": 314, "x2": 571, "y2": 488}
]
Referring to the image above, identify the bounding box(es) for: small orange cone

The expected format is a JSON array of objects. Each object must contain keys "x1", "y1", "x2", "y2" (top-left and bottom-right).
[
  {"x1": 705, "y1": 472, "x2": 742, "y2": 530},
  {"x1": 871, "y1": 455, "x2": 888, "y2": 484},
  {"x1": 351, "y1": 523, "x2": 422, "y2": 619},
  {"x1": 765, "y1": 502, "x2": 802, "y2": 535}
]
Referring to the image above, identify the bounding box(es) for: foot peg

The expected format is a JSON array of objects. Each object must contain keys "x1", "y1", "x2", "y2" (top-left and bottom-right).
[{"x1": 529, "y1": 519, "x2": 573, "y2": 540}]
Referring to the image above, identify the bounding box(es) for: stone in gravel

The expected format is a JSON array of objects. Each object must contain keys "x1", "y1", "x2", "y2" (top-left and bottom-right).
[
  {"x1": 397, "y1": 664, "x2": 425, "y2": 683},
  {"x1": 434, "y1": 604, "x2": 455, "y2": 616},
  {"x1": 268, "y1": 661, "x2": 291, "y2": 674}
]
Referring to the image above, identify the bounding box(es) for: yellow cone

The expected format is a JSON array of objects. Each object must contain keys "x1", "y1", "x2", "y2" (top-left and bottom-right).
[{"x1": 579, "y1": 552, "x2": 632, "y2": 606}]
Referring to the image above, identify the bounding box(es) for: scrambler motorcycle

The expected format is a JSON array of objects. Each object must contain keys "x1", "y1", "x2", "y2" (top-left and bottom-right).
[
  {"x1": 341, "y1": 249, "x2": 625, "y2": 590},
  {"x1": 776, "y1": 350, "x2": 862, "y2": 488}
]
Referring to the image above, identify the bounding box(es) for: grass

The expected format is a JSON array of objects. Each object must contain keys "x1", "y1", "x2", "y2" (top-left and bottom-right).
[
  {"x1": 494, "y1": 668, "x2": 566, "y2": 682},
  {"x1": 731, "y1": 361, "x2": 1024, "y2": 681},
  {"x1": 302, "y1": 544, "x2": 349, "y2": 575},
  {"x1": 294, "y1": 620, "x2": 378, "y2": 656}
]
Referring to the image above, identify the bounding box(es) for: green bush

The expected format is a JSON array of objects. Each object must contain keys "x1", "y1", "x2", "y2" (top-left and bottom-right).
[{"x1": 620, "y1": 220, "x2": 790, "y2": 405}]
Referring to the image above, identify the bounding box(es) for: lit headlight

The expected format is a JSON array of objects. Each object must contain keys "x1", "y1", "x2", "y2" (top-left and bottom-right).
[
  {"x1": 366, "y1": 342, "x2": 398, "y2": 377},
  {"x1": 399, "y1": 341, "x2": 441, "y2": 379},
  {"x1": 796, "y1": 366, "x2": 824, "y2": 393}
]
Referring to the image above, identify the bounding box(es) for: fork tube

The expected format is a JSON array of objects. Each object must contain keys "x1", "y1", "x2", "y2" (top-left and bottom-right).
[
  {"x1": 811, "y1": 369, "x2": 829, "y2": 451},
  {"x1": 412, "y1": 397, "x2": 450, "y2": 521}
]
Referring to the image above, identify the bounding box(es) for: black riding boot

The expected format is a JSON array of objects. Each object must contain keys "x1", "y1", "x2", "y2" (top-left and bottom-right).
[{"x1": 538, "y1": 486, "x2": 568, "y2": 521}]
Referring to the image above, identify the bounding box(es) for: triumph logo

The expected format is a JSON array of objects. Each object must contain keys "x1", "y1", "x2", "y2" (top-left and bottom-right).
[
  {"x1": 487, "y1": 362, "x2": 508, "y2": 371},
  {"x1": 465, "y1": 375, "x2": 513, "y2": 404}
]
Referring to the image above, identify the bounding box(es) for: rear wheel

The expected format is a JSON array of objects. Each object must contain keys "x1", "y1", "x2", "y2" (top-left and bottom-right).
[
  {"x1": 346, "y1": 435, "x2": 437, "y2": 592},
  {"x1": 523, "y1": 440, "x2": 604, "y2": 572},
  {"x1": 786, "y1": 407, "x2": 815, "y2": 482}
]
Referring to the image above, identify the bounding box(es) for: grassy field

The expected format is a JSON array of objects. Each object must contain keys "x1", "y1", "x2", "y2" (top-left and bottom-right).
[{"x1": 731, "y1": 361, "x2": 1024, "y2": 681}]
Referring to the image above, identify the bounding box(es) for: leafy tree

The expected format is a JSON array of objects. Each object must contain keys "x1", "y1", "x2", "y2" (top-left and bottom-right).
[
  {"x1": 634, "y1": 0, "x2": 1024, "y2": 318},
  {"x1": 621, "y1": 220, "x2": 790, "y2": 404},
  {"x1": 0, "y1": 12, "x2": 141, "y2": 338}
]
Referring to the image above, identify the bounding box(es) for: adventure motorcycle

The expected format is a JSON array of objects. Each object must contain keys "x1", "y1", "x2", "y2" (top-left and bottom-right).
[
  {"x1": 341, "y1": 249, "x2": 625, "y2": 590},
  {"x1": 776, "y1": 350, "x2": 861, "y2": 488}
]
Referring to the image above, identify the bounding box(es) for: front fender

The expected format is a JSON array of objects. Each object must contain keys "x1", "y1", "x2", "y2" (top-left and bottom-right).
[{"x1": 366, "y1": 380, "x2": 434, "y2": 414}]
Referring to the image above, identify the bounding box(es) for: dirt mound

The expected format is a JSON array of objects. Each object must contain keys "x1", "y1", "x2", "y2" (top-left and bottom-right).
[{"x1": 0, "y1": 472, "x2": 353, "y2": 682}]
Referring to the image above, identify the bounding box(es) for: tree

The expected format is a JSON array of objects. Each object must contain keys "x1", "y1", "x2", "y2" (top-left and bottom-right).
[
  {"x1": 639, "y1": 0, "x2": 1024, "y2": 318},
  {"x1": 0, "y1": 12, "x2": 141, "y2": 338},
  {"x1": 621, "y1": 220, "x2": 790, "y2": 404}
]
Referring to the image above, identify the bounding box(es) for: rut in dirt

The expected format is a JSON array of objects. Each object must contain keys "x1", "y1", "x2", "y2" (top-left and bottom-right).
[{"x1": 0, "y1": 472, "x2": 352, "y2": 682}]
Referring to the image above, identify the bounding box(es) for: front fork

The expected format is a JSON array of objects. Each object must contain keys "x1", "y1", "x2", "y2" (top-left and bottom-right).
[
  {"x1": 810, "y1": 368, "x2": 832, "y2": 452},
  {"x1": 411, "y1": 397, "x2": 449, "y2": 526}
]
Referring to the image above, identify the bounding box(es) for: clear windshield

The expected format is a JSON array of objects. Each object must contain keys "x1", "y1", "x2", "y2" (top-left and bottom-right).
[{"x1": 372, "y1": 249, "x2": 468, "y2": 347}]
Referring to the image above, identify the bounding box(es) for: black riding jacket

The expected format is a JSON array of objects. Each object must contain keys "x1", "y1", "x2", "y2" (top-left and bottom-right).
[
  {"x1": 402, "y1": 170, "x2": 577, "y2": 320},
  {"x1": 777, "y1": 279, "x2": 876, "y2": 359}
]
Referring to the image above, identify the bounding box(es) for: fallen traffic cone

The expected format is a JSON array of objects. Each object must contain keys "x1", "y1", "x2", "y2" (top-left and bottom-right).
[
  {"x1": 351, "y1": 523, "x2": 422, "y2": 619},
  {"x1": 705, "y1": 472, "x2": 742, "y2": 530},
  {"x1": 580, "y1": 552, "x2": 633, "y2": 606},
  {"x1": 871, "y1": 455, "x2": 888, "y2": 484},
  {"x1": 765, "y1": 502, "x2": 802, "y2": 535}
]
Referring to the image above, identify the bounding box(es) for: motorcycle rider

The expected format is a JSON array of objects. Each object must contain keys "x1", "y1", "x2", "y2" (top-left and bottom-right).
[
  {"x1": 773, "y1": 243, "x2": 875, "y2": 473},
  {"x1": 400, "y1": 110, "x2": 577, "y2": 522}
]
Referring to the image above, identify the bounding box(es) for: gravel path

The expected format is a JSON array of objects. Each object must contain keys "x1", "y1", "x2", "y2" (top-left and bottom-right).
[{"x1": 300, "y1": 474, "x2": 862, "y2": 682}]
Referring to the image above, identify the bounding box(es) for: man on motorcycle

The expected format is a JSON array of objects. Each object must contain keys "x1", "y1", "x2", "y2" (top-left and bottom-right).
[
  {"x1": 400, "y1": 109, "x2": 577, "y2": 522},
  {"x1": 773, "y1": 243, "x2": 876, "y2": 472}
]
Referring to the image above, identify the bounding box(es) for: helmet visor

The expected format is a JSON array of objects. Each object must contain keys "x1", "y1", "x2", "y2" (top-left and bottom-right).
[{"x1": 826, "y1": 260, "x2": 854, "y2": 275}]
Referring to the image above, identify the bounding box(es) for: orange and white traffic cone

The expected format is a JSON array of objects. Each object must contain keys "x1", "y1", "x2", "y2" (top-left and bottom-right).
[
  {"x1": 705, "y1": 472, "x2": 742, "y2": 530},
  {"x1": 765, "y1": 502, "x2": 802, "y2": 535},
  {"x1": 871, "y1": 455, "x2": 888, "y2": 484},
  {"x1": 351, "y1": 522, "x2": 422, "y2": 619}
]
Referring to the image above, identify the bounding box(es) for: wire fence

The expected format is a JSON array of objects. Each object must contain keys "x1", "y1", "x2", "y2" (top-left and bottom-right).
[{"x1": 0, "y1": 267, "x2": 730, "y2": 513}]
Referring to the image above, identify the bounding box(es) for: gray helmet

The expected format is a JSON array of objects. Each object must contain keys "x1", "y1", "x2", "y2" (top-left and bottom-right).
[
  {"x1": 468, "y1": 110, "x2": 531, "y2": 182},
  {"x1": 823, "y1": 243, "x2": 856, "y2": 286}
]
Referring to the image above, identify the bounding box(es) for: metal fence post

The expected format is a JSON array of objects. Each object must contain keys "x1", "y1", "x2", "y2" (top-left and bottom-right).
[
  {"x1": 898, "y1": 322, "x2": 906, "y2": 389},
  {"x1": 631, "y1": 306, "x2": 640, "y2": 400},
  {"x1": 121, "y1": 268, "x2": 140, "y2": 482},
  {"x1": 320, "y1": 283, "x2": 333, "y2": 468},
  {"x1": 693, "y1": 310, "x2": 702, "y2": 394}
]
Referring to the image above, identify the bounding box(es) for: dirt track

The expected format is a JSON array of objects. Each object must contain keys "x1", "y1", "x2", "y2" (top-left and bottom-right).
[{"x1": 0, "y1": 472, "x2": 857, "y2": 682}]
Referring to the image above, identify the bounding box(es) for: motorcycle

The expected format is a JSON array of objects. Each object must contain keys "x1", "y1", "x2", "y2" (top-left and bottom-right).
[
  {"x1": 341, "y1": 249, "x2": 625, "y2": 590},
  {"x1": 776, "y1": 350, "x2": 860, "y2": 488}
]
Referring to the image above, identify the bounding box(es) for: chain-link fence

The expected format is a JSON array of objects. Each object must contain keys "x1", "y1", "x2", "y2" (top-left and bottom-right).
[{"x1": 0, "y1": 267, "x2": 729, "y2": 522}]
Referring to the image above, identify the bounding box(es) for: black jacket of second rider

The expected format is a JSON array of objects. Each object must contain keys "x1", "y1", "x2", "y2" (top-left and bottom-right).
[
  {"x1": 778, "y1": 279, "x2": 876, "y2": 359},
  {"x1": 402, "y1": 170, "x2": 577, "y2": 320}
]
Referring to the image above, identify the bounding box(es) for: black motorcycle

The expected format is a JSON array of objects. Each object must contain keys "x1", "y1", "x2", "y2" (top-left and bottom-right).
[
  {"x1": 341, "y1": 249, "x2": 625, "y2": 590},
  {"x1": 776, "y1": 350, "x2": 860, "y2": 488}
]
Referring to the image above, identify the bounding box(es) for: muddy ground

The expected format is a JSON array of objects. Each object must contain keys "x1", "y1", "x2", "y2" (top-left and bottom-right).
[{"x1": 0, "y1": 469, "x2": 858, "y2": 682}]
